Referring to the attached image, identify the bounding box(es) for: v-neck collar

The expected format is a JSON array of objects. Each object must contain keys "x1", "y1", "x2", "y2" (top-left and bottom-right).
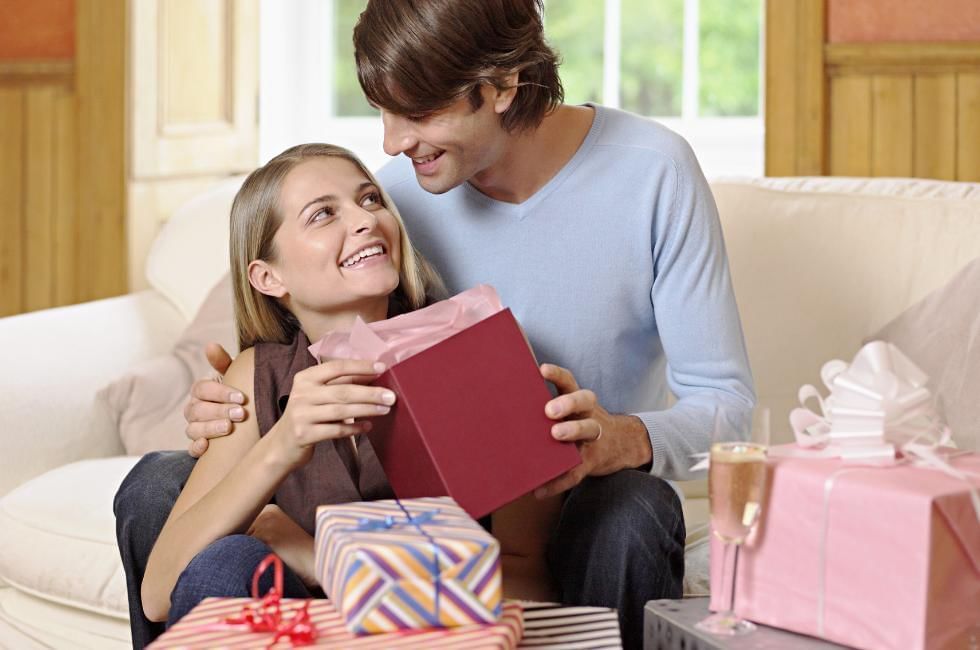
[{"x1": 460, "y1": 103, "x2": 605, "y2": 220}]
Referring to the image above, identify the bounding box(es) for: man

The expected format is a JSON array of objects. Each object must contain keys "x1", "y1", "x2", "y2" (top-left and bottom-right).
[{"x1": 114, "y1": 1, "x2": 754, "y2": 647}]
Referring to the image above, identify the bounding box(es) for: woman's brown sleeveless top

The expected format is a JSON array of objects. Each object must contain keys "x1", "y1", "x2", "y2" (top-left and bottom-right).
[{"x1": 252, "y1": 331, "x2": 394, "y2": 535}]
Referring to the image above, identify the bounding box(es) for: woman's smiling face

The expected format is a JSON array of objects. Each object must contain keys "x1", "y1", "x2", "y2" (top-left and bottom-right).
[{"x1": 258, "y1": 156, "x2": 402, "y2": 328}]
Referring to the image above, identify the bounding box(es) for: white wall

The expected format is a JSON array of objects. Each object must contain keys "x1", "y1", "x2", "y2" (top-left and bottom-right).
[{"x1": 259, "y1": 0, "x2": 388, "y2": 171}]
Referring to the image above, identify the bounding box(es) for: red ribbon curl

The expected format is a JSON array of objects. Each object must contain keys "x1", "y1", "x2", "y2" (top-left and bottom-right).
[{"x1": 220, "y1": 553, "x2": 317, "y2": 647}]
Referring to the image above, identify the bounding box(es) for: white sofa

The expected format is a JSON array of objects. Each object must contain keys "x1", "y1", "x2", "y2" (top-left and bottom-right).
[{"x1": 1, "y1": 176, "x2": 979, "y2": 648}]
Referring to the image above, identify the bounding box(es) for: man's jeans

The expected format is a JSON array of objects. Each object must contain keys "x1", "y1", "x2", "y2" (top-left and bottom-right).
[
  {"x1": 114, "y1": 452, "x2": 195, "y2": 648},
  {"x1": 115, "y1": 452, "x2": 684, "y2": 649},
  {"x1": 546, "y1": 470, "x2": 685, "y2": 649}
]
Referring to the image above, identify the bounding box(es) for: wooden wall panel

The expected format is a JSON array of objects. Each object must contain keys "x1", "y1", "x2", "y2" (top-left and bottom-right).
[
  {"x1": 871, "y1": 76, "x2": 913, "y2": 176},
  {"x1": 913, "y1": 74, "x2": 957, "y2": 180},
  {"x1": 830, "y1": 75, "x2": 872, "y2": 175},
  {"x1": 0, "y1": 1, "x2": 257, "y2": 315},
  {"x1": 0, "y1": 88, "x2": 24, "y2": 317},
  {"x1": 76, "y1": 0, "x2": 126, "y2": 303},
  {"x1": 957, "y1": 72, "x2": 980, "y2": 182},
  {"x1": 0, "y1": 81, "x2": 78, "y2": 316},
  {"x1": 820, "y1": 42, "x2": 980, "y2": 182},
  {"x1": 769, "y1": 4, "x2": 980, "y2": 182},
  {"x1": 24, "y1": 86, "x2": 57, "y2": 313},
  {"x1": 54, "y1": 90, "x2": 77, "y2": 306}
]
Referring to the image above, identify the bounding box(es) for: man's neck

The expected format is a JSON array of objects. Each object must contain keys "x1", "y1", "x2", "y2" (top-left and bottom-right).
[{"x1": 469, "y1": 104, "x2": 595, "y2": 204}]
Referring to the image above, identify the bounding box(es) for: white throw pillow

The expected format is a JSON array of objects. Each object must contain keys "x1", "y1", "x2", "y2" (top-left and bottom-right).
[
  {"x1": 145, "y1": 176, "x2": 243, "y2": 321},
  {"x1": 96, "y1": 274, "x2": 238, "y2": 455},
  {"x1": 868, "y1": 255, "x2": 980, "y2": 451}
]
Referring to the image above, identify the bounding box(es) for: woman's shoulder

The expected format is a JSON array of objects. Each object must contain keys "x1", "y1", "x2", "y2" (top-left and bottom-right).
[{"x1": 224, "y1": 346, "x2": 256, "y2": 392}]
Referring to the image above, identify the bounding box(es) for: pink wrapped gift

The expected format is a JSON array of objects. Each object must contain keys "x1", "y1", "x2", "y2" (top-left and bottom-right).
[{"x1": 709, "y1": 449, "x2": 980, "y2": 649}]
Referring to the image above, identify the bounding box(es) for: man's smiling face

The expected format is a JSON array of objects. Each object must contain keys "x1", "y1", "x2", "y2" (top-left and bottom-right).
[{"x1": 379, "y1": 84, "x2": 515, "y2": 195}]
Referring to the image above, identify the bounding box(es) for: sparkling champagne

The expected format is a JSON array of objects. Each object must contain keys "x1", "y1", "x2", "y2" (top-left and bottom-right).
[{"x1": 709, "y1": 442, "x2": 767, "y2": 543}]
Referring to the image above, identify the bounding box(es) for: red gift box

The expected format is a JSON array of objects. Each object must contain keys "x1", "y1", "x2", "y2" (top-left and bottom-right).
[{"x1": 368, "y1": 308, "x2": 580, "y2": 519}]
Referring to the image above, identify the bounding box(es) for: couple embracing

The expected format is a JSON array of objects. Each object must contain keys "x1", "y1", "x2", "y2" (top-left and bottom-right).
[{"x1": 115, "y1": 2, "x2": 755, "y2": 649}]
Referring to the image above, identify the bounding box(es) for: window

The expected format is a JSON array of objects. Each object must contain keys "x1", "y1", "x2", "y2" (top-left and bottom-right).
[{"x1": 260, "y1": 0, "x2": 764, "y2": 176}]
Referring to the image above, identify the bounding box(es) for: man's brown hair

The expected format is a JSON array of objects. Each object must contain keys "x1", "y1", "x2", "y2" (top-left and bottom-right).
[{"x1": 353, "y1": 0, "x2": 563, "y2": 132}]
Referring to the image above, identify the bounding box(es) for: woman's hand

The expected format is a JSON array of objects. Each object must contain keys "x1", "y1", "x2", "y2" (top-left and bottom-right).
[
  {"x1": 247, "y1": 505, "x2": 318, "y2": 589},
  {"x1": 269, "y1": 359, "x2": 396, "y2": 471}
]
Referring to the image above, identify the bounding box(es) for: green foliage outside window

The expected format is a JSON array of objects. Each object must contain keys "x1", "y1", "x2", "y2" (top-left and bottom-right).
[
  {"x1": 620, "y1": 0, "x2": 684, "y2": 116},
  {"x1": 541, "y1": 0, "x2": 604, "y2": 107},
  {"x1": 699, "y1": 0, "x2": 760, "y2": 116},
  {"x1": 335, "y1": 0, "x2": 375, "y2": 116}
]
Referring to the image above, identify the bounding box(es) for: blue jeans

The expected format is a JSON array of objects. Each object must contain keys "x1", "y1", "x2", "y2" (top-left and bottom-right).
[
  {"x1": 114, "y1": 451, "x2": 195, "y2": 648},
  {"x1": 167, "y1": 534, "x2": 314, "y2": 627},
  {"x1": 114, "y1": 452, "x2": 316, "y2": 644},
  {"x1": 116, "y1": 452, "x2": 683, "y2": 649},
  {"x1": 546, "y1": 470, "x2": 685, "y2": 650}
]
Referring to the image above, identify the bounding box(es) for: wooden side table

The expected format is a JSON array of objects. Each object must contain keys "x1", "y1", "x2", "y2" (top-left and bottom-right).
[{"x1": 644, "y1": 598, "x2": 850, "y2": 649}]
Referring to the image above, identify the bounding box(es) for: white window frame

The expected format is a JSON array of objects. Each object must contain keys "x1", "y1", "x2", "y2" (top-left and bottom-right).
[{"x1": 259, "y1": 0, "x2": 764, "y2": 177}]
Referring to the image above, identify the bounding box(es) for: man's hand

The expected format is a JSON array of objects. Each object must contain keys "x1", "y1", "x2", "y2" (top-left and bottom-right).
[
  {"x1": 247, "y1": 504, "x2": 318, "y2": 589},
  {"x1": 184, "y1": 343, "x2": 245, "y2": 458},
  {"x1": 534, "y1": 363, "x2": 653, "y2": 498}
]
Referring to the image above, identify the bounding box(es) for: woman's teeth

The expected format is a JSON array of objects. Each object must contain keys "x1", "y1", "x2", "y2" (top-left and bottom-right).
[{"x1": 341, "y1": 245, "x2": 384, "y2": 268}]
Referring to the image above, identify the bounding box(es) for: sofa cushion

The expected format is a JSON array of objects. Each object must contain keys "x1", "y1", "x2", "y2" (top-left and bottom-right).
[
  {"x1": 145, "y1": 176, "x2": 244, "y2": 321},
  {"x1": 0, "y1": 457, "x2": 139, "y2": 619},
  {"x1": 97, "y1": 274, "x2": 238, "y2": 455},
  {"x1": 0, "y1": 290, "x2": 185, "y2": 499},
  {"x1": 711, "y1": 176, "x2": 980, "y2": 443},
  {"x1": 0, "y1": 587, "x2": 130, "y2": 649},
  {"x1": 868, "y1": 255, "x2": 980, "y2": 451}
]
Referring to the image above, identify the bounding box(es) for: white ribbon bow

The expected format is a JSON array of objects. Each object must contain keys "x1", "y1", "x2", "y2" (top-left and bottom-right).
[
  {"x1": 789, "y1": 340, "x2": 979, "y2": 520},
  {"x1": 789, "y1": 340, "x2": 950, "y2": 461}
]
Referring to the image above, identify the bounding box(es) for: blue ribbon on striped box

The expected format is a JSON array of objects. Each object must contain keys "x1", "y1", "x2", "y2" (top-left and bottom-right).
[{"x1": 315, "y1": 496, "x2": 502, "y2": 634}]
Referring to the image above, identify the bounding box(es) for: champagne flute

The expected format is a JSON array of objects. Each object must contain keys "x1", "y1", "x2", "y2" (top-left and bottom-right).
[{"x1": 696, "y1": 405, "x2": 770, "y2": 636}]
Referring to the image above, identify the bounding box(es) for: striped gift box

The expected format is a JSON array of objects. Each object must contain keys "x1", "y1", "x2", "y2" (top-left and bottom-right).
[
  {"x1": 148, "y1": 598, "x2": 523, "y2": 649},
  {"x1": 519, "y1": 603, "x2": 622, "y2": 649},
  {"x1": 315, "y1": 497, "x2": 502, "y2": 634}
]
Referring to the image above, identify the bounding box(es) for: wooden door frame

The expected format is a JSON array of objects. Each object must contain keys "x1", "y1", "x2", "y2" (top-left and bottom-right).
[
  {"x1": 76, "y1": 0, "x2": 127, "y2": 301},
  {"x1": 765, "y1": 0, "x2": 827, "y2": 176}
]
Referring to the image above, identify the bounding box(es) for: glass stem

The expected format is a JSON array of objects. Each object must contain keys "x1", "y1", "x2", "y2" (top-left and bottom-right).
[
  {"x1": 717, "y1": 540, "x2": 732, "y2": 616},
  {"x1": 728, "y1": 543, "x2": 741, "y2": 617}
]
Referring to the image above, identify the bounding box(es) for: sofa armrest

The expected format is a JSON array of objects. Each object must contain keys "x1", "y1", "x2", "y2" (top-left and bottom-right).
[{"x1": 0, "y1": 291, "x2": 187, "y2": 497}]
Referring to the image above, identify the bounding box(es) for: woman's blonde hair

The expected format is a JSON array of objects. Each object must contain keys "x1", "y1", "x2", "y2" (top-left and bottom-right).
[{"x1": 230, "y1": 143, "x2": 445, "y2": 350}]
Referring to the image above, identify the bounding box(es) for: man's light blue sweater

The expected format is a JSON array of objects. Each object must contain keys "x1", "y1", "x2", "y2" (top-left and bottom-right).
[{"x1": 376, "y1": 104, "x2": 755, "y2": 481}]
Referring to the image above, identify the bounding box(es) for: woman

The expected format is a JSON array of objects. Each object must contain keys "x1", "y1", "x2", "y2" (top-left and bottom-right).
[{"x1": 140, "y1": 144, "x2": 562, "y2": 626}]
